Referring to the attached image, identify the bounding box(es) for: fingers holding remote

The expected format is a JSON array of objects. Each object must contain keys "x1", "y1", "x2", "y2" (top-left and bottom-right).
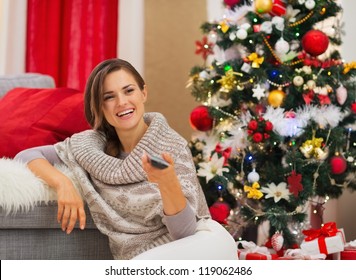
[
  {"x1": 142, "y1": 152, "x2": 176, "y2": 183},
  {"x1": 161, "y1": 153, "x2": 174, "y2": 165}
]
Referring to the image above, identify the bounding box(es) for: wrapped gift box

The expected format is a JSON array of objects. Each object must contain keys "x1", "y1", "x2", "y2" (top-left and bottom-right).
[
  {"x1": 340, "y1": 240, "x2": 356, "y2": 260},
  {"x1": 238, "y1": 250, "x2": 278, "y2": 260},
  {"x1": 340, "y1": 249, "x2": 356, "y2": 260},
  {"x1": 237, "y1": 240, "x2": 278, "y2": 260},
  {"x1": 300, "y1": 222, "x2": 345, "y2": 255}
]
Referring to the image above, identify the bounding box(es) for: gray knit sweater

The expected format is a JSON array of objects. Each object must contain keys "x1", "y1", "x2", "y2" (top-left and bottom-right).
[{"x1": 54, "y1": 112, "x2": 210, "y2": 259}]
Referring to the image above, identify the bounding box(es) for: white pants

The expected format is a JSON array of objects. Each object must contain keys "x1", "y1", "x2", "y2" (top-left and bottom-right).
[{"x1": 132, "y1": 219, "x2": 238, "y2": 260}]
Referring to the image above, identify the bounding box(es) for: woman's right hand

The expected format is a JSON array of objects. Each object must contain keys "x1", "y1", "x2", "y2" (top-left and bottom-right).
[
  {"x1": 27, "y1": 158, "x2": 86, "y2": 234},
  {"x1": 55, "y1": 179, "x2": 86, "y2": 234}
]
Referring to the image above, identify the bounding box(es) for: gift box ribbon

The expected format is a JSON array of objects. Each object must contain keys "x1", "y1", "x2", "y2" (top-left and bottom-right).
[
  {"x1": 283, "y1": 249, "x2": 326, "y2": 260},
  {"x1": 302, "y1": 222, "x2": 339, "y2": 255},
  {"x1": 302, "y1": 222, "x2": 338, "y2": 241},
  {"x1": 237, "y1": 241, "x2": 270, "y2": 254}
]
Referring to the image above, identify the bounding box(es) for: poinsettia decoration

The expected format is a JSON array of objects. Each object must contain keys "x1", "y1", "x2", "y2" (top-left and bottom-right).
[
  {"x1": 287, "y1": 170, "x2": 303, "y2": 198},
  {"x1": 195, "y1": 36, "x2": 214, "y2": 60},
  {"x1": 215, "y1": 143, "x2": 232, "y2": 165}
]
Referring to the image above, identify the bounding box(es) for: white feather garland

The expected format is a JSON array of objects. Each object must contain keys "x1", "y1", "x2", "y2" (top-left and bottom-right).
[{"x1": 263, "y1": 105, "x2": 346, "y2": 137}]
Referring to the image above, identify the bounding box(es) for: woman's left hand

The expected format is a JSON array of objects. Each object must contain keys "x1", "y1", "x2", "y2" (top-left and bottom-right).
[{"x1": 142, "y1": 153, "x2": 175, "y2": 183}]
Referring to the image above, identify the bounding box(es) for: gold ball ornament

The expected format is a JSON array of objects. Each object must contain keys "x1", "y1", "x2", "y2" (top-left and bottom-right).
[
  {"x1": 255, "y1": 0, "x2": 273, "y2": 14},
  {"x1": 268, "y1": 89, "x2": 285, "y2": 107}
]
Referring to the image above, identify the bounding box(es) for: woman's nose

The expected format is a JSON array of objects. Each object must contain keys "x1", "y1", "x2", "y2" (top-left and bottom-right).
[{"x1": 117, "y1": 94, "x2": 128, "y2": 106}]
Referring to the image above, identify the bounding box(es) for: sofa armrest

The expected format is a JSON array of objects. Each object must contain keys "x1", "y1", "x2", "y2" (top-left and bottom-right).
[{"x1": 0, "y1": 73, "x2": 55, "y2": 98}]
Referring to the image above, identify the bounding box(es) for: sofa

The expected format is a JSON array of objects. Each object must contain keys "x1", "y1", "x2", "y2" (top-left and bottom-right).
[
  {"x1": 0, "y1": 74, "x2": 237, "y2": 260},
  {"x1": 0, "y1": 73, "x2": 113, "y2": 259}
]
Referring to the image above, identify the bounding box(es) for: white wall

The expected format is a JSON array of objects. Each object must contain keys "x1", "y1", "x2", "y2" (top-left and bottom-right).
[
  {"x1": 118, "y1": 0, "x2": 144, "y2": 75},
  {"x1": 330, "y1": 0, "x2": 356, "y2": 240},
  {"x1": 0, "y1": 0, "x2": 27, "y2": 75},
  {"x1": 340, "y1": 1, "x2": 356, "y2": 61}
]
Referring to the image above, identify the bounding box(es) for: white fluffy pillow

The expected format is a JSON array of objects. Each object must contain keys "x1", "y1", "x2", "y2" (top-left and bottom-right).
[{"x1": 0, "y1": 158, "x2": 78, "y2": 215}]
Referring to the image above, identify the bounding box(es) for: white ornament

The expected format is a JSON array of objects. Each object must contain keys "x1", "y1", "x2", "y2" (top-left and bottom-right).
[
  {"x1": 302, "y1": 66, "x2": 312, "y2": 74},
  {"x1": 324, "y1": 27, "x2": 336, "y2": 37},
  {"x1": 247, "y1": 169, "x2": 260, "y2": 183},
  {"x1": 306, "y1": 80, "x2": 316, "y2": 90},
  {"x1": 347, "y1": 156, "x2": 354, "y2": 162},
  {"x1": 241, "y1": 63, "x2": 252, "y2": 73},
  {"x1": 271, "y1": 232, "x2": 284, "y2": 252},
  {"x1": 260, "y1": 21, "x2": 273, "y2": 34},
  {"x1": 199, "y1": 71, "x2": 210, "y2": 79},
  {"x1": 293, "y1": 75, "x2": 304, "y2": 87},
  {"x1": 275, "y1": 38, "x2": 290, "y2": 55},
  {"x1": 290, "y1": 40, "x2": 300, "y2": 51},
  {"x1": 252, "y1": 84, "x2": 266, "y2": 100},
  {"x1": 240, "y1": 23, "x2": 251, "y2": 30},
  {"x1": 236, "y1": 28, "x2": 248, "y2": 40},
  {"x1": 208, "y1": 32, "x2": 218, "y2": 44},
  {"x1": 271, "y1": 16, "x2": 285, "y2": 32},
  {"x1": 305, "y1": 0, "x2": 316, "y2": 10},
  {"x1": 336, "y1": 85, "x2": 347, "y2": 105}
]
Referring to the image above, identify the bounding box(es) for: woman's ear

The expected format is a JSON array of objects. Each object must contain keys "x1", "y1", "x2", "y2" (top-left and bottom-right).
[{"x1": 142, "y1": 85, "x2": 148, "y2": 103}]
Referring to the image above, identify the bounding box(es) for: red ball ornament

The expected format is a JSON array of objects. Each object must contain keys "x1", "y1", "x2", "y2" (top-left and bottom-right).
[
  {"x1": 330, "y1": 156, "x2": 347, "y2": 174},
  {"x1": 224, "y1": 0, "x2": 240, "y2": 7},
  {"x1": 190, "y1": 105, "x2": 213, "y2": 131},
  {"x1": 302, "y1": 30, "x2": 329, "y2": 57},
  {"x1": 252, "y1": 132, "x2": 263, "y2": 143},
  {"x1": 351, "y1": 102, "x2": 356, "y2": 113},
  {"x1": 269, "y1": 0, "x2": 287, "y2": 17},
  {"x1": 209, "y1": 201, "x2": 230, "y2": 224},
  {"x1": 248, "y1": 119, "x2": 258, "y2": 131},
  {"x1": 265, "y1": 121, "x2": 273, "y2": 131}
]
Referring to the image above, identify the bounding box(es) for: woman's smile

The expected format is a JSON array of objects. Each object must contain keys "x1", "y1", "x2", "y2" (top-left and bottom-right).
[{"x1": 116, "y1": 108, "x2": 135, "y2": 119}]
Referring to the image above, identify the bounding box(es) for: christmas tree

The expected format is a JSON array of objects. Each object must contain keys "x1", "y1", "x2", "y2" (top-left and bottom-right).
[{"x1": 187, "y1": 0, "x2": 356, "y2": 248}]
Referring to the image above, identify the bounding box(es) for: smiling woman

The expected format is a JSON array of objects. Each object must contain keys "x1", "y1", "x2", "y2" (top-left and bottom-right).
[{"x1": 14, "y1": 58, "x2": 212, "y2": 260}]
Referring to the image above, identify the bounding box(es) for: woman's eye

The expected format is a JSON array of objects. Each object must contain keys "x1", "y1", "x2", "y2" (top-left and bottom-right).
[
  {"x1": 126, "y1": 88, "x2": 134, "y2": 94},
  {"x1": 103, "y1": 95, "x2": 114, "y2": 101}
]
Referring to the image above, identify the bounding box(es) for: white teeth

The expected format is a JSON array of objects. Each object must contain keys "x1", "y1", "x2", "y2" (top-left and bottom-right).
[{"x1": 117, "y1": 109, "x2": 134, "y2": 117}]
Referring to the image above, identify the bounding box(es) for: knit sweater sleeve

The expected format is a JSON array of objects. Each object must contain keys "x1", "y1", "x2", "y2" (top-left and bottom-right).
[{"x1": 14, "y1": 145, "x2": 62, "y2": 165}]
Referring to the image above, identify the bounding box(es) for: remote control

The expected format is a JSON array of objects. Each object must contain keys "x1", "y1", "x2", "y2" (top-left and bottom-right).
[{"x1": 148, "y1": 154, "x2": 169, "y2": 169}]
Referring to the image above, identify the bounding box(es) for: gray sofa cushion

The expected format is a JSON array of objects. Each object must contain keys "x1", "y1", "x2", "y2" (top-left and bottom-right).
[
  {"x1": 0, "y1": 202, "x2": 98, "y2": 229},
  {"x1": 0, "y1": 73, "x2": 55, "y2": 98},
  {"x1": 0, "y1": 228, "x2": 113, "y2": 260},
  {"x1": 0, "y1": 203, "x2": 113, "y2": 260}
]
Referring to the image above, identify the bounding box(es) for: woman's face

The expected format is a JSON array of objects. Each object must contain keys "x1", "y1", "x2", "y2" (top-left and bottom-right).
[{"x1": 101, "y1": 69, "x2": 147, "y2": 135}]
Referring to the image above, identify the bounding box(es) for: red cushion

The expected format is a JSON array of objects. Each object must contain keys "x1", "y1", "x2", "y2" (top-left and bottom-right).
[{"x1": 0, "y1": 87, "x2": 91, "y2": 158}]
